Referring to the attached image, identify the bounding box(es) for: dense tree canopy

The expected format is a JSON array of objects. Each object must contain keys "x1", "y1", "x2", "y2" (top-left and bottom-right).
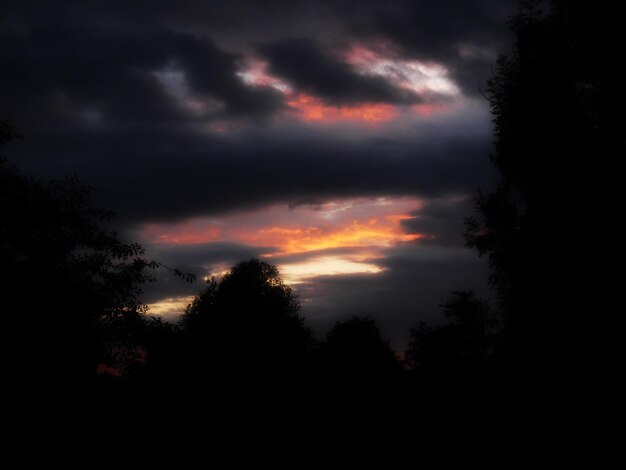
[
  {"x1": 406, "y1": 291, "x2": 495, "y2": 379},
  {"x1": 465, "y1": 0, "x2": 622, "y2": 378},
  {"x1": 319, "y1": 316, "x2": 400, "y2": 383},
  {"x1": 1, "y1": 120, "x2": 157, "y2": 384},
  {"x1": 181, "y1": 259, "x2": 313, "y2": 386}
]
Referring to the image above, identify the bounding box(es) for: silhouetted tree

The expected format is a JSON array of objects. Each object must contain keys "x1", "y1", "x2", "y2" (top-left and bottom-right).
[
  {"x1": 405, "y1": 291, "x2": 495, "y2": 380},
  {"x1": 318, "y1": 316, "x2": 401, "y2": 385},
  {"x1": 121, "y1": 315, "x2": 181, "y2": 387},
  {"x1": 465, "y1": 1, "x2": 622, "y2": 379},
  {"x1": 1, "y1": 120, "x2": 159, "y2": 386},
  {"x1": 180, "y1": 259, "x2": 313, "y2": 388}
]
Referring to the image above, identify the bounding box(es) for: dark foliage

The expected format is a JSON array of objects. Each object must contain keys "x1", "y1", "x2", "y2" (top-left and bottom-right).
[
  {"x1": 318, "y1": 316, "x2": 402, "y2": 384},
  {"x1": 465, "y1": 0, "x2": 623, "y2": 379},
  {"x1": 406, "y1": 291, "x2": 496, "y2": 380},
  {"x1": 1, "y1": 121, "x2": 158, "y2": 387},
  {"x1": 179, "y1": 259, "x2": 313, "y2": 390}
]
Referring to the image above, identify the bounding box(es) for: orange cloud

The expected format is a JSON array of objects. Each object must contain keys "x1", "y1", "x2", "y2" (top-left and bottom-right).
[
  {"x1": 139, "y1": 197, "x2": 426, "y2": 256},
  {"x1": 140, "y1": 198, "x2": 431, "y2": 307},
  {"x1": 141, "y1": 216, "x2": 422, "y2": 256},
  {"x1": 251, "y1": 217, "x2": 422, "y2": 255},
  {"x1": 286, "y1": 94, "x2": 397, "y2": 123}
]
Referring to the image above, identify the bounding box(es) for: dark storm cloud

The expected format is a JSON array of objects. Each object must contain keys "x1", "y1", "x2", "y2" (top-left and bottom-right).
[
  {"x1": 173, "y1": 34, "x2": 284, "y2": 118},
  {"x1": 347, "y1": 0, "x2": 514, "y2": 57},
  {"x1": 1, "y1": 0, "x2": 516, "y2": 134},
  {"x1": 149, "y1": 242, "x2": 267, "y2": 270},
  {"x1": 342, "y1": 0, "x2": 518, "y2": 94},
  {"x1": 9, "y1": 126, "x2": 493, "y2": 224},
  {"x1": 1, "y1": 1, "x2": 500, "y2": 225},
  {"x1": 0, "y1": 24, "x2": 282, "y2": 133},
  {"x1": 259, "y1": 38, "x2": 421, "y2": 104},
  {"x1": 402, "y1": 196, "x2": 477, "y2": 247}
]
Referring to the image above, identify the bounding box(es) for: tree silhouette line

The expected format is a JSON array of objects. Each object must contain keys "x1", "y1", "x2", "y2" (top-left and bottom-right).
[{"x1": 1, "y1": 0, "x2": 619, "y2": 403}]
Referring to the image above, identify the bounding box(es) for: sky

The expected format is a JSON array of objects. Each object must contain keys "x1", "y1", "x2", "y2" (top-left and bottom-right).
[{"x1": 0, "y1": 0, "x2": 517, "y2": 349}]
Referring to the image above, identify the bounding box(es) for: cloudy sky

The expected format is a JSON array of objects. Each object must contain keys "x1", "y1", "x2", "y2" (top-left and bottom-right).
[{"x1": 1, "y1": 0, "x2": 517, "y2": 348}]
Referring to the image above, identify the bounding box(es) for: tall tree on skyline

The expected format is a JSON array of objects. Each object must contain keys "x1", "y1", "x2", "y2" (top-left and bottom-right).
[
  {"x1": 181, "y1": 259, "x2": 313, "y2": 387},
  {"x1": 466, "y1": 0, "x2": 622, "y2": 379}
]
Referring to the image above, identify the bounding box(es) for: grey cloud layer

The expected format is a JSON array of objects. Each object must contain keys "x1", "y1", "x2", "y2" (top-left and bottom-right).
[
  {"x1": 402, "y1": 196, "x2": 478, "y2": 247},
  {"x1": 2, "y1": 0, "x2": 516, "y2": 128},
  {"x1": 0, "y1": 27, "x2": 283, "y2": 130},
  {"x1": 2, "y1": 2, "x2": 500, "y2": 226},
  {"x1": 9, "y1": 126, "x2": 493, "y2": 223},
  {"x1": 344, "y1": 0, "x2": 517, "y2": 94}
]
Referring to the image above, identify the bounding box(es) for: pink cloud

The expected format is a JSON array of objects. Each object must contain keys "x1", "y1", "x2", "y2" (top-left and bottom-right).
[
  {"x1": 286, "y1": 94, "x2": 398, "y2": 124},
  {"x1": 235, "y1": 44, "x2": 460, "y2": 125}
]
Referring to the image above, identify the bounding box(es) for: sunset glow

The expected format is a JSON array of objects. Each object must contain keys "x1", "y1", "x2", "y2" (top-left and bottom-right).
[
  {"x1": 286, "y1": 94, "x2": 397, "y2": 123},
  {"x1": 139, "y1": 197, "x2": 424, "y2": 256},
  {"x1": 253, "y1": 218, "x2": 422, "y2": 255},
  {"x1": 279, "y1": 256, "x2": 384, "y2": 284},
  {"x1": 140, "y1": 197, "x2": 425, "y2": 305},
  {"x1": 148, "y1": 296, "x2": 196, "y2": 317}
]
